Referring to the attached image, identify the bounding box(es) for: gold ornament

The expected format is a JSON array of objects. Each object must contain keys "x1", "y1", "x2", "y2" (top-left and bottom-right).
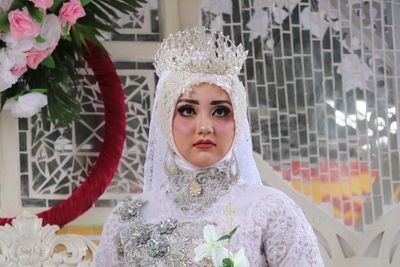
[{"x1": 189, "y1": 179, "x2": 203, "y2": 197}]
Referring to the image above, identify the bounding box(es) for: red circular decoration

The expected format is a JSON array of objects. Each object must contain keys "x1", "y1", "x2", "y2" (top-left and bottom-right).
[{"x1": 0, "y1": 41, "x2": 126, "y2": 227}]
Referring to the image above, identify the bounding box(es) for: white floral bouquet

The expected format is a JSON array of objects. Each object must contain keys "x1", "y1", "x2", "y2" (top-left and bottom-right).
[
  {"x1": 0, "y1": 0, "x2": 145, "y2": 126},
  {"x1": 194, "y1": 204, "x2": 250, "y2": 267}
]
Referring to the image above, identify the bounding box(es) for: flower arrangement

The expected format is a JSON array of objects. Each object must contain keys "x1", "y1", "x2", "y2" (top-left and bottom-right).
[
  {"x1": 0, "y1": 0, "x2": 145, "y2": 126},
  {"x1": 194, "y1": 203, "x2": 250, "y2": 267}
]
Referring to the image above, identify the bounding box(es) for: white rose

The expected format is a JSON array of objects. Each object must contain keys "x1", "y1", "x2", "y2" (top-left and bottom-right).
[
  {"x1": 0, "y1": 47, "x2": 16, "y2": 70},
  {"x1": 0, "y1": 48, "x2": 18, "y2": 91},
  {"x1": 3, "y1": 92, "x2": 48, "y2": 118},
  {"x1": 2, "y1": 33, "x2": 35, "y2": 52},
  {"x1": 34, "y1": 14, "x2": 61, "y2": 52},
  {"x1": 0, "y1": 35, "x2": 34, "y2": 68},
  {"x1": 6, "y1": 47, "x2": 28, "y2": 68},
  {"x1": 0, "y1": 71, "x2": 18, "y2": 92}
]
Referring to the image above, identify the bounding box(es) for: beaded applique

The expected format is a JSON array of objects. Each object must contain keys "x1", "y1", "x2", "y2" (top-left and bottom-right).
[
  {"x1": 161, "y1": 159, "x2": 237, "y2": 217},
  {"x1": 113, "y1": 198, "x2": 214, "y2": 266},
  {"x1": 113, "y1": 199, "x2": 148, "y2": 222}
]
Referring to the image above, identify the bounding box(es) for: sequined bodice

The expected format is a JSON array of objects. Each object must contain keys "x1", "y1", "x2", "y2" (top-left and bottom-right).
[
  {"x1": 98, "y1": 186, "x2": 324, "y2": 267},
  {"x1": 113, "y1": 199, "x2": 214, "y2": 266}
]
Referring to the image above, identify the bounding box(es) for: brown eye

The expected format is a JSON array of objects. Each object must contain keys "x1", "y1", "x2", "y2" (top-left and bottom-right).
[
  {"x1": 212, "y1": 106, "x2": 231, "y2": 117},
  {"x1": 177, "y1": 105, "x2": 196, "y2": 117}
]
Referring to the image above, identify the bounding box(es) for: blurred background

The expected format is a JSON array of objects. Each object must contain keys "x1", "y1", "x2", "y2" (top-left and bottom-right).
[{"x1": 0, "y1": 0, "x2": 399, "y2": 266}]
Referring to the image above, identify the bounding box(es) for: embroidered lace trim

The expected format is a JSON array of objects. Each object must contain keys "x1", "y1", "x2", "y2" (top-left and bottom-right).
[
  {"x1": 249, "y1": 191, "x2": 325, "y2": 267},
  {"x1": 161, "y1": 157, "x2": 237, "y2": 217}
]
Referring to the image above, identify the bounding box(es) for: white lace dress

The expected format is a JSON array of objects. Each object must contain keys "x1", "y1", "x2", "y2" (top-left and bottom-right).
[
  {"x1": 97, "y1": 50, "x2": 324, "y2": 266},
  {"x1": 97, "y1": 179, "x2": 324, "y2": 266}
]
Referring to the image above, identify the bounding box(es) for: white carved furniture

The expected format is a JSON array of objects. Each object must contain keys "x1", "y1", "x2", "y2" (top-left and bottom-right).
[{"x1": 0, "y1": 212, "x2": 97, "y2": 267}]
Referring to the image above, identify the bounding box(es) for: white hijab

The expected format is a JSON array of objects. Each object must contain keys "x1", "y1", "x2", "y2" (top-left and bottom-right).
[{"x1": 142, "y1": 70, "x2": 262, "y2": 194}]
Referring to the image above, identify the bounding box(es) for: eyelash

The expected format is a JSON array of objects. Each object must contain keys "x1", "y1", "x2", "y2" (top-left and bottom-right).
[
  {"x1": 213, "y1": 106, "x2": 231, "y2": 117},
  {"x1": 177, "y1": 105, "x2": 231, "y2": 118},
  {"x1": 177, "y1": 105, "x2": 196, "y2": 117}
]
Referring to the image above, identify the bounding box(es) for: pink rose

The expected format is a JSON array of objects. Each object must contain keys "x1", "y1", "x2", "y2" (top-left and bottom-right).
[
  {"x1": 59, "y1": 0, "x2": 86, "y2": 27},
  {"x1": 29, "y1": 0, "x2": 54, "y2": 10},
  {"x1": 8, "y1": 9, "x2": 40, "y2": 40},
  {"x1": 11, "y1": 65, "x2": 28, "y2": 76},
  {"x1": 26, "y1": 49, "x2": 48, "y2": 69}
]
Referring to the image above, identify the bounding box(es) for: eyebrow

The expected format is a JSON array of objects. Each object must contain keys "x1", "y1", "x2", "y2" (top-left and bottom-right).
[
  {"x1": 177, "y1": 99, "x2": 199, "y2": 104},
  {"x1": 210, "y1": 100, "x2": 231, "y2": 106},
  {"x1": 176, "y1": 99, "x2": 232, "y2": 106}
]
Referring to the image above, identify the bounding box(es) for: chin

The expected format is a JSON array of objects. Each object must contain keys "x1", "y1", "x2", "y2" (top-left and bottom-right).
[{"x1": 190, "y1": 155, "x2": 219, "y2": 168}]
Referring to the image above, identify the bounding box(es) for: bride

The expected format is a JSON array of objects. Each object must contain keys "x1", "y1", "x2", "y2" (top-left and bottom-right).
[{"x1": 96, "y1": 27, "x2": 324, "y2": 267}]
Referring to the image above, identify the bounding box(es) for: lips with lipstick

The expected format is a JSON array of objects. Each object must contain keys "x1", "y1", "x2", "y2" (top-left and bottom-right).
[{"x1": 193, "y1": 139, "x2": 216, "y2": 149}]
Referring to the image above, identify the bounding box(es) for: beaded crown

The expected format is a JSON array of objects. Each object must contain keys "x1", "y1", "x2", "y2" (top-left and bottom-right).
[{"x1": 154, "y1": 27, "x2": 248, "y2": 77}]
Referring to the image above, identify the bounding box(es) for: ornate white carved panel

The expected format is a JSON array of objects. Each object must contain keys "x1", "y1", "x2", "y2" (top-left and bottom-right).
[{"x1": 0, "y1": 211, "x2": 97, "y2": 266}]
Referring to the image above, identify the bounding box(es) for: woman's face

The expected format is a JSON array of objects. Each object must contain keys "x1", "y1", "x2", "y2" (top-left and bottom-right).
[{"x1": 172, "y1": 83, "x2": 235, "y2": 167}]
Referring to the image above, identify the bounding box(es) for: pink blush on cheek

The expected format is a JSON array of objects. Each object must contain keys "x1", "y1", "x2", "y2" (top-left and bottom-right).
[
  {"x1": 213, "y1": 120, "x2": 235, "y2": 136},
  {"x1": 173, "y1": 116, "x2": 195, "y2": 135}
]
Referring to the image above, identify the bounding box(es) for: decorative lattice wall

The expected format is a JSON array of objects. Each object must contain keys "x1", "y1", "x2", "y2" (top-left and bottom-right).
[
  {"x1": 203, "y1": 0, "x2": 400, "y2": 232},
  {"x1": 19, "y1": 62, "x2": 155, "y2": 208}
]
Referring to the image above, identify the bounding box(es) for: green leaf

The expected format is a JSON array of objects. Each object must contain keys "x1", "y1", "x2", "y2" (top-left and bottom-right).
[
  {"x1": 29, "y1": 88, "x2": 48, "y2": 93},
  {"x1": 47, "y1": 92, "x2": 81, "y2": 127},
  {"x1": 80, "y1": 0, "x2": 93, "y2": 6},
  {"x1": 86, "y1": 3, "x2": 114, "y2": 24},
  {"x1": 10, "y1": 88, "x2": 27, "y2": 101},
  {"x1": 222, "y1": 258, "x2": 234, "y2": 267},
  {"x1": 93, "y1": 1, "x2": 118, "y2": 18},
  {"x1": 10, "y1": 0, "x2": 27, "y2": 10},
  {"x1": 48, "y1": 0, "x2": 65, "y2": 12},
  {"x1": 107, "y1": 0, "x2": 143, "y2": 10},
  {"x1": 101, "y1": 0, "x2": 133, "y2": 14},
  {"x1": 0, "y1": 83, "x2": 24, "y2": 109},
  {"x1": 63, "y1": 34, "x2": 71, "y2": 41},
  {"x1": 35, "y1": 35, "x2": 46, "y2": 43},
  {"x1": 62, "y1": 24, "x2": 69, "y2": 36},
  {"x1": 228, "y1": 226, "x2": 239, "y2": 237},
  {"x1": 0, "y1": 15, "x2": 10, "y2": 33},
  {"x1": 72, "y1": 23, "x2": 106, "y2": 51},
  {"x1": 217, "y1": 234, "x2": 231, "y2": 242},
  {"x1": 28, "y1": 6, "x2": 44, "y2": 23},
  {"x1": 40, "y1": 55, "x2": 56, "y2": 68},
  {"x1": 79, "y1": 17, "x2": 118, "y2": 33},
  {"x1": 217, "y1": 226, "x2": 240, "y2": 242}
]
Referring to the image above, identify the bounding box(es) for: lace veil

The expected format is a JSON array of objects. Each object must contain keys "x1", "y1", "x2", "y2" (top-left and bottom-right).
[{"x1": 143, "y1": 27, "x2": 262, "y2": 194}]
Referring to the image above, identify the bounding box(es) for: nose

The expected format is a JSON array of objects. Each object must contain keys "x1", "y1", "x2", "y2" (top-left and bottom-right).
[{"x1": 197, "y1": 113, "x2": 214, "y2": 135}]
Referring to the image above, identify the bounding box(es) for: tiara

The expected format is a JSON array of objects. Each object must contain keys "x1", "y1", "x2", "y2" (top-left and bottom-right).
[{"x1": 154, "y1": 27, "x2": 248, "y2": 77}]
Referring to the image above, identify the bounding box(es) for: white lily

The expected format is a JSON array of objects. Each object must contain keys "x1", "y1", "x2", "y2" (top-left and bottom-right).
[
  {"x1": 229, "y1": 248, "x2": 250, "y2": 267},
  {"x1": 194, "y1": 224, "x2": 228, "y2": 266}
]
